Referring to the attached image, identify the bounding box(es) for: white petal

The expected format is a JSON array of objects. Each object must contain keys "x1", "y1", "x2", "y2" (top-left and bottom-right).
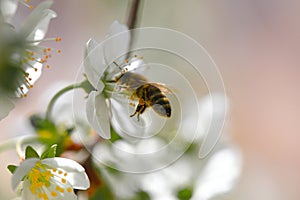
[
  {"x1": 21, "y1": 179, "x2": 39, "y2": 200},
  {"x1": 20, "y1": 0, "x2": 56, "y2": 41},
  {"x1": 27, "y1": 9, "x2": 56, "y2": 42},
  {"x1": 0, "y1": 0, "x2": 18, "y2": 22},
  {"x1": 42, "y1": 157, "x2": 85, "y2": 172},
  {"x1": 42, "y1": 157, "x2": 90, "y2": 190},
  {"x1": 86, "y1": 91, "x2": 111, "y2": 139},
  {"x1": 0, "y1": 95, "x2": 14, "y2": 120},
  {"x1": 192, "y1": 148, "x2": 242, "y2": 200},
  {"x1": 11, "y1": 158, "x2": 39, "y2": 190},
  {"x1": 84, "y1": 38, "x2": 106, "y2": 89},
  {"x1": 198, "y1": 93, "x2": 228, "y2": 158},
  {"x1": 103, "y1": 20, "x2": 130, "y2": 65},
  {"x1": 44, "y1": 179, "x2": 77, "y2": 200}
]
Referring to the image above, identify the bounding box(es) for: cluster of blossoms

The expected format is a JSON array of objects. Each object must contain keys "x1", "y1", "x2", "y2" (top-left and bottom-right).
[
  {"x1": 10, "y1": 145, "x2": 89, "y2": 200},
  {"x1": 0, "y1": 0, "x2": 242, "y2": 199},
  {"x1": 0, "y1": 0, "x2": 61, "y2": 119}
]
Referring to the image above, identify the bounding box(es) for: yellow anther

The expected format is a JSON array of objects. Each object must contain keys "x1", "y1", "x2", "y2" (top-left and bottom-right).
[
  {"x1": 55, "y1": 37, "x2": 62, "y2": 42},
  {"x1": 57, "y1": 49, "x2": 62, "y2": 54},
  {"x1": 51, "y1": 191, "x2": 57, "y2": 197},
  {"x1": 67, "y1": 187, "x2": 72, "y2": 193},
  {"x1": 61, "y1": 178, "x2": 66, "y2": 184}
]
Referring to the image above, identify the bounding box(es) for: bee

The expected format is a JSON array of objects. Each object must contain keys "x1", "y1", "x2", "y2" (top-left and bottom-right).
[
  {"x1": 129, "y1": 83, "x2": 172, "y2": 121},
  {"x1": 109, "y1": 56, "x2": 172, "y2": 121}
]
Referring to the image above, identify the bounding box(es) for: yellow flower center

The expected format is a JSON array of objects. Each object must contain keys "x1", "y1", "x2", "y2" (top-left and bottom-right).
[
  {"x1": 26, "y1": 161, "x2": 73, "y2": 199},
  {"x1": 17, "y1": 37, "x2": 62, "y2": 98}
]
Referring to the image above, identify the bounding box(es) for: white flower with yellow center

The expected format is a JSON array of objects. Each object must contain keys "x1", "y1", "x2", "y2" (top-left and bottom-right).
[
  {"x1": 0, "y1": 0, "x2": 61, "y2": 120},
  {"x1": 12, "y1": 158, "x2": 90, "y2": 200},
  {"x1": 84, "y1": 20, "x2": 132, "y2": 139}
]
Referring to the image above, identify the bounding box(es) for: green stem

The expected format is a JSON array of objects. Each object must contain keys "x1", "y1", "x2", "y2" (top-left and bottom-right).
[
  {"x1": 45, "y1": 80, "x2": 89, "y2": 120},
  {"x1": 0, "y1": 135, "x2": 37, "y2": 157}
]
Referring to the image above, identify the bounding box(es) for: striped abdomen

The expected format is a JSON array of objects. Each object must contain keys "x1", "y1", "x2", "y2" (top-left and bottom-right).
[{"x1": 136, "y1": 84, "x2": 171, "y2": 117}]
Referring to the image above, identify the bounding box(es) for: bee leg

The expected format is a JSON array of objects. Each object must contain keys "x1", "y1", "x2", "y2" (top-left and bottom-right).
[
  {"x1": 130, "y1": 102, "x2": 146, "y2": 122},
  {"x1": 130, "y1": 111, "x2": 137, "y2": 118},
  {"x1": 130, "y1": 108, "x2": 140, "y2": 121}
]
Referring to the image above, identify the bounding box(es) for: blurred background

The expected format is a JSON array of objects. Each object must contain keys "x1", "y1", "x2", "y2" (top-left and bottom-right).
[{"x1": 1, "y1": 0, "x2": 300, "y2": 199}]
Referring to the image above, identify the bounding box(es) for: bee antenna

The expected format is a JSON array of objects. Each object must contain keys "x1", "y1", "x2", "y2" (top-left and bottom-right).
[{"x1": 113, "y1": 61, "x2": 121, "y2": 69}]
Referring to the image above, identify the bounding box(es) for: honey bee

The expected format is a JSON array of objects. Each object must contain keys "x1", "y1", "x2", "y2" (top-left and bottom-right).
[
  {"x1": 129, "y1": 83, "x2": 172, "y2": 121},
  {"x1": 109, "y1": 56, "x2": 172, "y2": 121}
]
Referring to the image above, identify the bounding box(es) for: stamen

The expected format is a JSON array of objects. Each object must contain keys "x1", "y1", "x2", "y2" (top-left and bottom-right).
[
  {"x1": 61, "y1": 178, "x2": 66, "y2": 184},
  {"x1": 55, "y1": 37, "x2": 62, "y2": 42},
  {"x1": 20, "y1": 1, "x2": 33, "y2": 10},
  {"x1": 51, "y1": 191, "x2": 57, "y2": 197}
]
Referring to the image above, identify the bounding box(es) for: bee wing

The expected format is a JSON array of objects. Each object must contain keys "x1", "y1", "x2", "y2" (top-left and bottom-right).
[
  {"x1": 118, "y1": 72, "x2": 149, "y2": 90},
  {"x1": 148, "y1": 82, "x2": 177, "y2": 94},
  {"x1": 152, "y1": 103, "x2": 171, "y2": 117}
]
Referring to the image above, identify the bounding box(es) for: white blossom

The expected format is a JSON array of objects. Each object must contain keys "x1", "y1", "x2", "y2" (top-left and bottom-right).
[
  {"x1": 84, "y1": 20, "x2": 131, "y2": 139},
  {"x1": 12, "y1": 157, "x2": 90, "y2": 200},
  {"x1": 0, "y1": 0, "x2": 59, "y2": 120}
]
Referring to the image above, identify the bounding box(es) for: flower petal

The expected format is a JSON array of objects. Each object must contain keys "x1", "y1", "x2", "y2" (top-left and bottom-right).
[
  {"x1": 103, "y1": 20, "x2": 130, "y2": 65},
  {"x1": 45, "y1": 177, "x2": 77, "y2": 200},
  {"x1": 0, "y1": 95, "x2": 14, "y2": 120},
  {"x1": 0, "y1": 0, "x2": 19, "y2": 22},
  {"x1": 42, "y1": 158, "x2": 90, "y2": 190},
  {"x1": 86, "y1": 91, "x2": 111, "y2": 139},
  {"x1": 21, "y1": 179, "x2": 38, "y2": 200},
  {"x1": 20, "y1": 0, "x2": 56, "y2": 41},
  {"x1": 192, "y1": 148, "x2": 242, "y2": 200},
  {"x1": 11, "y1": 158, "x2": 39, "y2": 190},
  {"x1": 84, "y1": 38, "x2": 106, "y2": 90}
]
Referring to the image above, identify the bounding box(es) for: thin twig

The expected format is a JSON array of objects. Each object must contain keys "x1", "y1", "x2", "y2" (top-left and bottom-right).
[
  {"x1": 126, "y1": 0, "x2": 144, "y2": 58},
  {"x1": 126, "y1": 0, "x2": 142, "y2": 30}
]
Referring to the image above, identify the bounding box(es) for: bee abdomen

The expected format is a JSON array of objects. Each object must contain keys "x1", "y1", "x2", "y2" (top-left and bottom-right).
[{"x1": 149, "y1": 93, "x2": 171, "y2": 117}]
